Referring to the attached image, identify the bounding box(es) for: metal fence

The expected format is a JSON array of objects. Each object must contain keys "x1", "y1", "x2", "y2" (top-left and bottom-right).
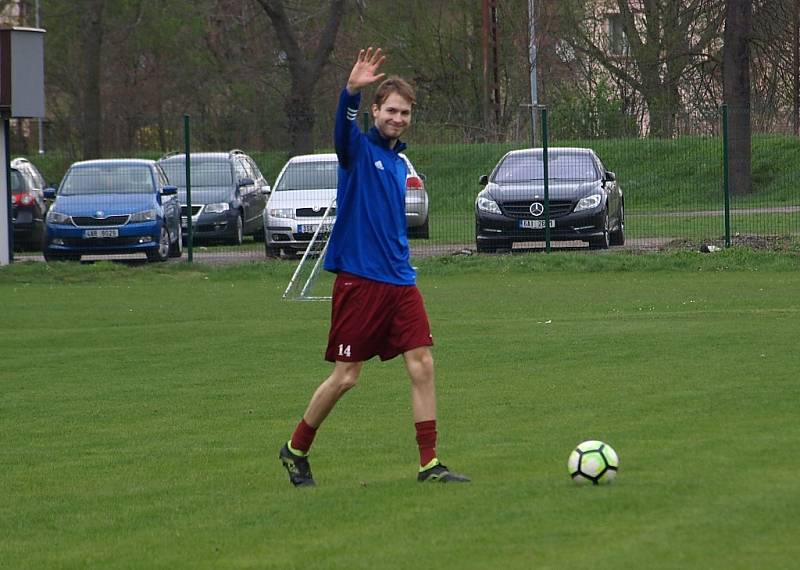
[{"x1": 7, "y1": 105, "x2": 799, "y2": 265}]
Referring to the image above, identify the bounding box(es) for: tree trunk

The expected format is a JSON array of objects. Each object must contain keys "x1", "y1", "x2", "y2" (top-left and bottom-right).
[
  {"x1": 80, "y1": 1, "x2": 106, "y2": 159},
  {"x1": 641, "y1": 85, "x2": 679, "y2": 138},
  {"x1": 257, "y1": 0, "x2": 346, "y2": 156},
  {"x1": 723, "y1": 0, "x2": 752, "y2": 195},
  {"x1": 286, "y1": 78, "x2": 316, "y2": 155}
]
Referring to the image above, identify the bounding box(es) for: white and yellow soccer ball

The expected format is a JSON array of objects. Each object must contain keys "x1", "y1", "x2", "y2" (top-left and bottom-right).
[{"x1": 567, "y1": 440, "x2": 619, "y2": 485}]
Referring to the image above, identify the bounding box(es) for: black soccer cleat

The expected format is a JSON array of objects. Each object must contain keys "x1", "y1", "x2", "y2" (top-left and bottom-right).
[
  {"x1": 417, "y1": 461, "x2": 470, "y2": 483},
  {"x1": 279, "y1": 443, "x2": 316, "y2": 487}
]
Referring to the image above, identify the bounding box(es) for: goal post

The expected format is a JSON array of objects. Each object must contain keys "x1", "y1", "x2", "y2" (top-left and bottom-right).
[{"x1": 282, "y1": 198, "x2": 336, "y2": 301}]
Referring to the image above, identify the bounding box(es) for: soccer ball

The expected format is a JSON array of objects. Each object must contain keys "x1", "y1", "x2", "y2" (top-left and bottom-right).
[{"x1": 567, "y1": 440, "x2": 619, "y2": 485}]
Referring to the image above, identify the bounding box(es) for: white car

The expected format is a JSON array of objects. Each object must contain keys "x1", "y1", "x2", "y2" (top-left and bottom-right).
[{"x1": 263, "y1": 153, "x2": 429, "y2": 258}]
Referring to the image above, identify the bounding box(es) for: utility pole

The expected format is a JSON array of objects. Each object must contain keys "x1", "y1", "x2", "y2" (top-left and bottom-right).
[
  {"x1": 490, "y1": 0, "x2": 501, "y2": 135},
  {"x1": 482, "y1": 0, "x2": 489, "y2": 134},
  {"x1": 36, "y1": 0, "x2": 44, "y2": 154},
  {"x1": 794, "y1": 0, "x2": 799, "y2": 135},
  {"x1": 482, "y1": 0, "x2": 501, "y2": 139},
  {"x1": 528, "y1": 0, "x2": 538, "y2": 146}
]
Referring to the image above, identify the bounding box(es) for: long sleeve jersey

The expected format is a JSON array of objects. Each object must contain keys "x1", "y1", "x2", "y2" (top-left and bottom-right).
[{"x1": 322, "y1": 88, "x2": 416, "y2": 286}]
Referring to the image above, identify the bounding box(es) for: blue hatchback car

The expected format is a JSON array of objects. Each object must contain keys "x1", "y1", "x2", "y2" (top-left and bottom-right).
[{"x1": 43, "y1": 159, "x2": 182, "y2": 262}]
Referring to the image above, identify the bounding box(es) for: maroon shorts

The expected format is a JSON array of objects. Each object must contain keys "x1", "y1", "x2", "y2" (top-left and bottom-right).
[{"x1": 325, "y1": 272, "x2": 433, "y2": 362}]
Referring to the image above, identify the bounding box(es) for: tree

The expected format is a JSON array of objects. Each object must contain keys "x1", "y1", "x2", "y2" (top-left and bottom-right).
[
  {"x1": 557, "y1": 0, "x2": 725, "y2": 137},
  {"x1": 255, "y1": 0, "x2": 346, "y2": 155},
  {"x1": 723, "y1": 0, "x2": 752, "y2": 194}
]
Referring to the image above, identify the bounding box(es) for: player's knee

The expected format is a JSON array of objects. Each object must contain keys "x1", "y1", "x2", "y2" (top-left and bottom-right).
[
  {"x1": 413, "y1": 350, "x2": 434, "y2": 373},
  {"x1": 332, "y1": 363, "x2": 361, "y2": 392}
]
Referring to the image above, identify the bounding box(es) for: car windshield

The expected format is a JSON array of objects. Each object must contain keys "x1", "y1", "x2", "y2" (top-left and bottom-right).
[
  {"x1": 494, "y1": 153, "x2": 598, "y2": 182},
  {"x1": 10, "y1": 170, "x2": 23, "y2": 192},
  {"x1": 276, "y1": 161, "x2": 338, "y2": 191},
  {"x1": 160, "y1": 161, "x2": 232, "y2": 187},
  {"x1": 59, "y1": 165, "x2": 154, "y2": 195}
]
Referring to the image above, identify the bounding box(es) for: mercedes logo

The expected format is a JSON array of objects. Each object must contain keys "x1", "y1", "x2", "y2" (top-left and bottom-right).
[{"x1": 529, "y1": 202, "x2": 544, "y2": 217}]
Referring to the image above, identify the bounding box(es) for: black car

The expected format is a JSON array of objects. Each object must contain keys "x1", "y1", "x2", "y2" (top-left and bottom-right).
[
  {"x1": 158, "y1": 150, "x2": 271, "y2": 245},
  {"x1": 10, "y1": 157, "x2": 48, "y2": 249},
  {"x1": 475, "y1": 147, "x2": 624, "y2": 252}
]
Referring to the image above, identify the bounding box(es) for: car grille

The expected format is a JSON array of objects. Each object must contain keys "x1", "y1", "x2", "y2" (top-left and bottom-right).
[
  {"x1": 292, "y1": 231, "x2": 333, "y2": 241},
  {"x1": 63, "y1": 237, "x2": 143, "y2": 247},
  {"x1": 181, "y1": 205, "x2": 203, "y2": 217},
  {"x1": 296, "y1": 207, "x2": 336, "y2": 218},
  {"x1": 501, "y1": 200, "x2": 573, "y2": 219},
  {"x1": 72, "y1": 215, "x2": 130, "y2": 226}
]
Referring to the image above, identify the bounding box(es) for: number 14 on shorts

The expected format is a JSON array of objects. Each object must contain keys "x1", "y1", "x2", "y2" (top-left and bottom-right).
[{"x1": 338, "y1": 344, "x2": 352, "y2": 357}]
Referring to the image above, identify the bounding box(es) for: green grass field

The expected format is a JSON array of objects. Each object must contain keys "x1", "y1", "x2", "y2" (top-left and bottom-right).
[{"x1": 2, "y1": 251, "x2": 800, "y2": 569}]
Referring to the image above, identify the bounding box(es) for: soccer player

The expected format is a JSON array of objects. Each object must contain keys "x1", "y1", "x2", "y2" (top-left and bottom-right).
[{"x1": 279, "y1": 47, "x2": 470, "y2": 486}]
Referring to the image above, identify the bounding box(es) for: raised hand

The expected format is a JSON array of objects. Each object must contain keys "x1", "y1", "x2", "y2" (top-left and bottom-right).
[{"x1": 346, "y1": 47, "x2": 386, "y2": 94}]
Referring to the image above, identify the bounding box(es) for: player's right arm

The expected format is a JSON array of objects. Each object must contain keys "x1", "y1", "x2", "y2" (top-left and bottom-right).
[
  {"x1": 335, "y1": 48, "x2": 386, "y2": 169},
  {"x1": 334, "y1": 89, "x2": 362, "y2": 170}
]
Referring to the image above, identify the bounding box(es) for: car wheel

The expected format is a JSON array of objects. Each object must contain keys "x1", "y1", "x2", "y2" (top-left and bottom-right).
[
  {"x1": 230, "y1": 213, "x2": 244, "y2": 245},
  {"x1": 609, "y1": 204, "x2": 625, "y2": 246},
  {"x1": 169, "y1": 225, "x2": 183, "y2": 258},
  {"x1": 147, "y1": 226, "x2": 170, "y2": 262},
  {"x1": 408, "y1": 217, "x2": 429, "y2": 239},
  {"x1": 589, "y1": 210, "x2": 610, "y2": 250}
]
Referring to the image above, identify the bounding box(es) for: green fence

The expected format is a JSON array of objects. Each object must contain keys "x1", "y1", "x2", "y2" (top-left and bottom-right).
[{"x1": 7, "y1": 106, "x2": 799, "y2": 265}]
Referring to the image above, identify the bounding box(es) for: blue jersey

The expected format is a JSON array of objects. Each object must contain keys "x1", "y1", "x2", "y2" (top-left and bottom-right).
[{"x1": 323, "y1": 89, "x2": 416, "y2": 286}]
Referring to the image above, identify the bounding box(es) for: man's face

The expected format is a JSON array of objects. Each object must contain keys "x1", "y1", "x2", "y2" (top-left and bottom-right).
[{"x1": 372, "y1": 92, "x2": 412, "y2": 143}]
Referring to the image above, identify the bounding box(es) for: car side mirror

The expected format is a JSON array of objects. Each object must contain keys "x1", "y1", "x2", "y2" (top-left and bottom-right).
[
  {"x1": 479, "y1": 175, "x2": 489, "y2": 186},
  {"x1": 419, "y1": 173, "x2": 427, "y2": 182},
  {"x1": 261, "y1": 185, "x2": 271, "y2": 195},
  {"x1": 238, "y1": 177, "x2": 255, "y2": 188},
  {"x1": 44, "y1": 187, "x2": 57, "y2": 199},
  {"x1": 604, "y1": 171, "x2": 616, "y2": 183},
  {"x1": 162, "y1": 185, "x2": 178, "y2": 196}
]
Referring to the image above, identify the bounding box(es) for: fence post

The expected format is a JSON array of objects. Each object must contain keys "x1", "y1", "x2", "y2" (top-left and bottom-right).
[
  {"x1": 540, "y1": 106, "x2": 551, "y2": 253},
  {"x1": 721, "y1": 105, "x2": 731, "y2": 248},
  {"x1": 184, "y1": 114, "x2": 193, "y2": 263}
]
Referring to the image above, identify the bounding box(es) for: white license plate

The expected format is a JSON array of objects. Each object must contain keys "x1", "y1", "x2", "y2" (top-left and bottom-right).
[
  {"x1": 520, "y1": 219, "x2": 555, "y2": 229},
  {"x1": 83, "y1": 228, "x2": 119, "y2": 238},
  {"x1": 299, "y1": 224, "x2": 333, "y2": 234}
]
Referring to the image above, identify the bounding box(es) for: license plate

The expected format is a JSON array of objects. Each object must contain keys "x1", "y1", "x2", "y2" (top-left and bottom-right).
[
  {"x1": 519, "y1": 219, "x2": 555, "y2": 229},
  {"x1": 83, "y1": 228, "x2": 119, "y2": 238},
  {"x1": 299, "y1": 223, "x2": 333, "y2": 234}
]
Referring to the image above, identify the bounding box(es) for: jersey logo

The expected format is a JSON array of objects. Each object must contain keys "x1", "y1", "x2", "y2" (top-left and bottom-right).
[
  {"x1": 374, "y1": 160, "x2": 384, "y2": 171},
  {"x1": 346, "y1": 107, "x2": 358, "y2": 121}
]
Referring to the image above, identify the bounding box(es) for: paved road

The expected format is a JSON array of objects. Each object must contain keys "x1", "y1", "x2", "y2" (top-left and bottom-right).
[{"x1": 13, "y1": 237, "x2": 674, "y2": 265}]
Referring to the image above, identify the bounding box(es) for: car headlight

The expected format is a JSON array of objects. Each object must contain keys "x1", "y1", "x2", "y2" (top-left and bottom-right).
[
  {"x1": 205, "y1": 202, "x2": 230, "y2": 214},
  {"x1": 130, "y1": 208, "x2": 158, "y2": 222},
  {"x1": 476, "y1": 195, "x2": 502, "y2": 215},
  {"x1": 574, "y1": 194, "x2": 602, "y2": 212},
  {"x1": 268, "y1": 208, "x2": 295, "y2": 219},
  {"x1": 46, "y1": 210, "x2": 71, "y2": 224}
]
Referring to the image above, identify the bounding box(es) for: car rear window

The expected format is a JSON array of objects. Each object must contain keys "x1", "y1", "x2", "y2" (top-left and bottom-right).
[
  {"x1": 276, "y1": 161, "x2": 338, "y2": 191},
  {"x1": 160, "y1": 161, "x2": 233, "y2": 187},
  {"x1": 494, "y1": 153, "x2": 598, "y2": 182},
  {"x1": 59, "y1": 165, "x2": 154, "y2": 195},
  {"x1": 10, "y1": 170, "x2": 23, "y2": 192}
]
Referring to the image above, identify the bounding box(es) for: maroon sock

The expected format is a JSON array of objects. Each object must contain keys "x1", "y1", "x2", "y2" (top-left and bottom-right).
[
  {"x1": 290, "y1": 418, "x2": 318, "y2": 454},
  {"x1": 415, "y1": 420, "x2": 438, "y2": 467}
]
